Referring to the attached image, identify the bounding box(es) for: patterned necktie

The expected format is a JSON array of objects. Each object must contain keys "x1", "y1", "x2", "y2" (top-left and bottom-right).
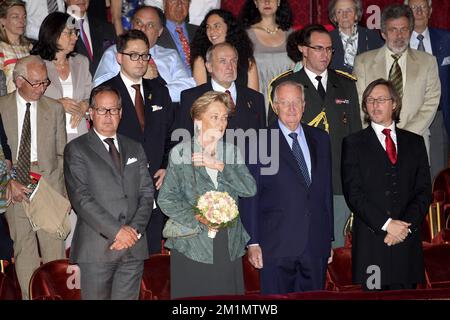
[
  {"x1": 104, "y1": 138, "x2": 121, "y2": 172},
  {"x1": 16, "y1": 103, "x2": 31, "y2": 185},
  {"x1": 382, "y1": 128, "x2": 397, "y2": 165},
  {"x1": 288, "y1": 132, "x2": 311, "y2": 187},
  {"x1": 417, "y1": 34, "x2": 426, "y2": 52},
  {"x1": 315, "y1": 75, "x2": 326, "y2": 100},
  {"x1": 225, "y1": 90, "x2": 236, "y2": 115},
  {"x1": 389, "y1": 54, "x2": 403, "y2": 98},
  {"x1": 131, "y1": 84, "x2": 145, "y2": 132},
  {"x1": 79, "y1": 18, "x2": 93, "y2": 61},
  {"x1": 175, "y1": 26, "x2": 191, "y2": 67},
  {"x1": 47, "y1": 0, "x2": 59, "y2": 13}
]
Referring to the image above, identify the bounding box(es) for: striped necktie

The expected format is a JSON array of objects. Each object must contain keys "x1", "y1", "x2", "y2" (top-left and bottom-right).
[
  {"x1": 79, "y1": 18, "x2": 93, "y2": 61},
  {"x1": 47, "y1": 0, "x2": 59, "y2": 13},
  {"x1": 417, "y1": 34, "x2": 426, "y2": 52},
  {"x1": 389, "y1": 54, "x2": 403, "y2": 98},
  {"x1": 16, "y1": 103, "x2": 31, "y2": 185},
  {"x1": 288, "y1": 132, "x2": 311, "y2": 187}
]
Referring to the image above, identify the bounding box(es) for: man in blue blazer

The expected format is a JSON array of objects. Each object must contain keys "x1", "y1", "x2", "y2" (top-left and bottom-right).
[
  {"x1": 406, "y1": 0, "x2": 450, "y2": 177},
  {"x1": 241, "y1": 81, "x2": 334, "y2": 294}
]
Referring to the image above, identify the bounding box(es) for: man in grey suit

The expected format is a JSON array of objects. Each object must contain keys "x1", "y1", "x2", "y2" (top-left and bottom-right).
[{"x1": 64, "y1": 86, "x2": 154, "y2": 300}]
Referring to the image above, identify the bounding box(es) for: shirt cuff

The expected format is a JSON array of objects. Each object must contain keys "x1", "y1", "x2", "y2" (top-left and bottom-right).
[
  {"x1": 247, "y1": 243, "x2": 259, "y2": 248},
  {"x1": 382, "y1": 218, "x2": 392, "y2": 231}
]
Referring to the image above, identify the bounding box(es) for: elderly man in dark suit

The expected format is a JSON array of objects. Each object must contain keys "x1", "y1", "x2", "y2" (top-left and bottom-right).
[
  {"x1": 241, "y1": 81, "x2": 334, "y2": 294},
  {"x1": 177, "y1": 42, "x2": 266, "y2": 139},
  {"x1": 100, "y1": 29, "x2": 174, "y2": 255},
  {"x1": 342, "y1": 79, "x2": 431, "y2": 290},
  {"x1": 64, "y1": 85, "x2": 154, "y2": 299},
  {"x1": 157, "y1": 0, "x2": 198, "y2": 75},
  {"x1": 65, "y1": 0, "x2": 116, "y2": 75},
  {"x1": 405, "y1": 0, "x2": 450, "y2": 178}
]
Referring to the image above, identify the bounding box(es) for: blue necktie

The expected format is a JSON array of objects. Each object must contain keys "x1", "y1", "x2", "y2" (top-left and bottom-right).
[{"x1": 288, "y1": 132, "x2": 311, "y2": 187}]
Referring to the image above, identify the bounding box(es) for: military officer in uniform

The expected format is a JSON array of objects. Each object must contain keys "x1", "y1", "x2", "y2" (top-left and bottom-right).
[{"x1": 270, "y1": 24, "x2": 362, "y2": 248}]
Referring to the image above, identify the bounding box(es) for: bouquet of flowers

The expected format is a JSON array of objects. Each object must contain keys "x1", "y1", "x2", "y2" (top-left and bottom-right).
[{"x1": 194, "y1": 191, "x2": 239, "y2": 238}]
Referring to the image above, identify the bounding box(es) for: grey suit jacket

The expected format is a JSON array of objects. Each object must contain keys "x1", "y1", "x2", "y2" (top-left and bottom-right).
[
  {"x1": 157, "y1": 23, "x2": 198, "y2": 59},
  {"x1": 64, "y1": 130, "x2": 154, "y2": 263},
  {"x1": 0, "y1": 92, "x2": 66, "y2": 195},
  {"x1": 353, "y1": 46, "x2": 441, "y2": 152},
  {"x1": 44, "y1": 54, "x2": 91, "y2": 140}
]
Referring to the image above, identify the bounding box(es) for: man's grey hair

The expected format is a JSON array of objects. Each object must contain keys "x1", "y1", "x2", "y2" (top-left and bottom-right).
[
  {"x1": 13, "y1": 55, "x2": 46, "y2": 82},
  {"x1": 273, "y1": 81, "x2": 306, "y2": 104},
  {"x1": 205, "y1": 42, "x2": 238, "y2": 64},
  {"x1": 404, "y1": 0, "x2": 432, "y2": 7},
  {"x1": 328, "y1": 0, "x2": 363, "y2": 26},
  {"x1": 381, "y1": 4, "x2": 415, "y2": 34}
]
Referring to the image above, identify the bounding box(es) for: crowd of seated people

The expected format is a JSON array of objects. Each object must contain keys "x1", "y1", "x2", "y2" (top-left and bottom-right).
[{"x1": 0, "y1": 0, "x2": 449, "y2": 300}]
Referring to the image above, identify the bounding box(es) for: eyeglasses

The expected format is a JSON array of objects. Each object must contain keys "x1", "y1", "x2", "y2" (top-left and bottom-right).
[
  {"x1": 93, "y1": 107, "x2": 122, "y2": 115},
  {"x1": 20, "y1": 76, "x2": 51, "y2": 88},
  {"x1": 120, "y1": 52, "x2": 152, "y2": 61},
  {"x1": 410, "y1": 4, "x2": 429, "y2": 11},
  {"x1": 275, "y1": 100, "x2": 303, "y2": 108},
  {"x1": 61, "y1": 29, "x2": 80, "y2": 37},
  {"x1": 305, "y1": 45, "x2": 335, "y2": 54},
  {"x1": 132, "y1": 19, "x2": 158, "y2": 31},
  {"x1": 366, "y1": 97, "x2": 392, "y2": 105}
]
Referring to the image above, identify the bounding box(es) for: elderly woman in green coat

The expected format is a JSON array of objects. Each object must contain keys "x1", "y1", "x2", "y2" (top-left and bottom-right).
[{"x1": 158, "y1": 91, "x2": 257, "y2": 299}]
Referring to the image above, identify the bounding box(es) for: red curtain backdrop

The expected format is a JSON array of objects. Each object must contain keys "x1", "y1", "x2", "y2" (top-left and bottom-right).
[{"x1": 221, "y1": 0, "x2": 450, "y2": 31}]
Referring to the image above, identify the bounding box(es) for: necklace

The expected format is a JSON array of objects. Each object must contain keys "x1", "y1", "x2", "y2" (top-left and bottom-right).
[{"x1": 259, "y1": 25, "x2": 279, "y2": 35}]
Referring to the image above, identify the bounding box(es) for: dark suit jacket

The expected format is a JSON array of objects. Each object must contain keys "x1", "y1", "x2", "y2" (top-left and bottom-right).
[
  {"x1": 101, "y1": 74, "x2": 174, "y2": 177},
  {"x1": 177, "y1": 82, "x2": 266, "y2": 138},
  {"x1": 64, "y1": 131, "x2": 154, "y2": 263},
  {"x1": 330, "y1": 26, "x2": 384, "y2": 73},
  {"x1": 342, "y1": 126, "x2": 431, "y2": 285},
  {"x1": 241, "y1": 122, "x2": 333, "y2": 259},
  {"x1": 157, "y1": 23, "x2": 198, "y2": 60},
  {"x1": 76, "y1": 13, "x2": 116, "y2": 76},
  {"x1": 270, "y1": 68, "x2": 361, "y2": 194},
  {"x1": 429, "y1": 27, "x2": 450, "y2": 136}
]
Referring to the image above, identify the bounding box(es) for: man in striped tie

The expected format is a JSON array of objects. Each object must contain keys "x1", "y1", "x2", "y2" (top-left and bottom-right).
[{"x1": 353, "y1": 4, "x2": 440, "y2": 162}]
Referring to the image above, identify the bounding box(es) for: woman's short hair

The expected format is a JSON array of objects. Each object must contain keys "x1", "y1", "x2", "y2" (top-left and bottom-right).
[
  {"x1": 0, "y1": 0, "x2": 28, "y2": 45},
  {"x1": 30, "y1": 12, "x2": 76, "y2": 61},
  {"x1": 328, "y1": 0, "x2": 363, "y2": 26},
  {"x1": 190, "y1": 91, "x2": 231, "y2": 121},
  {"x1": 361, "y1": 78, "x2": 402, "y2": 125}
]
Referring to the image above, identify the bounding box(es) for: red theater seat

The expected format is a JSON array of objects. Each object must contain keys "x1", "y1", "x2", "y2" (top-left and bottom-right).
[
  {"x1": 326, "y1": 247, "x2": 362, "y2": 292},
  {"x1": 423, "y1": 244, "x2": 450, "y2": 289},
  {"x1": 29, "y1": 259, "x2": 81, "y2": 300},
  {"x1": 242, "y1": 254, "x2": 260, "y2": 294},
  {"x1": 140, "y1": 254, "x2": 170, "y2": 300}
]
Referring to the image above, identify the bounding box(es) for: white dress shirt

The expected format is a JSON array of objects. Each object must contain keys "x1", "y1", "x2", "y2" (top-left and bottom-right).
[
  {"x1": 24, "y1": 0, "x2": 65, "y2": 40},
  {"x1": 304, "y1": 67, "x2": 328, "y2": 92},
  {"x1": 410, "y1": 28, "x2": 433, "y2": 54},
  {"x1": 119, "y1": 72, "x2": 144, "y2": 106},
  {"x1": 60, "y1": 72, "x2": 78, "y2": 134},
  {"x1": 211, "y1": 79, "x2": 237, "y2": 103},
  {"x1": 385, "y1": 47, "x2": 408, "y2": 92},
  {"x1": 16, "y1": 92, "x2": 38, "y2": 162},
  {"x1": 371, "y1": 121, "x2": 397, "y2": 231},
  {"x1": 93, "y1": 44, "x2": 196, "y2": 102},
  {"x1": 93, "y1": 128, "x2": 119, "y2": 153}
]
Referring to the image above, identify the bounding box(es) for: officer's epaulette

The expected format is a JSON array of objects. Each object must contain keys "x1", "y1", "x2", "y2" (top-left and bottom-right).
[
  {"x1": 335, "y1": 69, "x2": 357, "y2": 81},
  {"x1": 267, "y1": 69, "x2": 294, "y2": 110}
]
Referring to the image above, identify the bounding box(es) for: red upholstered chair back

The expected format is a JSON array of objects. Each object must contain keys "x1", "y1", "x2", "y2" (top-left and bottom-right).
[
  {"x1": 326, "y1": 247, "x2": 362, "y2": 292},
  {"x1": 423, "y1": 244, "x2": 450, "y2": 289},
  {"x1": 0, "y1": 272, "x2": 20, "y2": 300},
  {"x1": 433, "y1": 168, "x2": 450, "y2": 202},
  {"x1": 29, "y1": 259, "x2": 81, "y2": 300},
  {"x1": 140, "y1": 254, "x2": 170, "y2": 300},
  {"x1": 242, "y1": 254, "x2": 260, "y2": 294}
]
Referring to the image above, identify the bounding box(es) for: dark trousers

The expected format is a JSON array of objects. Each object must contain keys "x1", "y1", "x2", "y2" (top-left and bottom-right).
[
  {"x1": 78, "y1": 253, "x2": 144, "y2": 300},
  {"x1": 0, "y1": 214, "x2": 13, "y2": 261},
  {"x1": 260, "y1": 254, "x2": 328, "y2": 294},
  {"x1": 146, "y1": 207, "x2": 166, "y2": 254}
]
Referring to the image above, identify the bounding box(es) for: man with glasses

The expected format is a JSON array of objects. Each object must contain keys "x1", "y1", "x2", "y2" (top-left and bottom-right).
[
  {"x1": 353, "y1": 4, "x2": 440, "y2": 160},
  {"x1": 157, "y1": 0, "x2": 198, "y2": 75},
  {"x1": 100, "y1": 29, "x2": 173, "y2": 255},
  {"x1": 270, "y1": 24, "x2": 362, "y2": 248},
  {"x1": 0, "y1": 55, "x2": 66, "y2": 299},
  {"x1": 405, "y1": 0, "x2": 450, "y2": 180},
  {"x1": 342, "y1": 78, "x2": 431, "y2": 291},
  {"x1": 94, "y1": 5, "x2": 195, "y2": 103},
  {"x1": 64, "y1": 85, "x2": 154, "y2": 299}
]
